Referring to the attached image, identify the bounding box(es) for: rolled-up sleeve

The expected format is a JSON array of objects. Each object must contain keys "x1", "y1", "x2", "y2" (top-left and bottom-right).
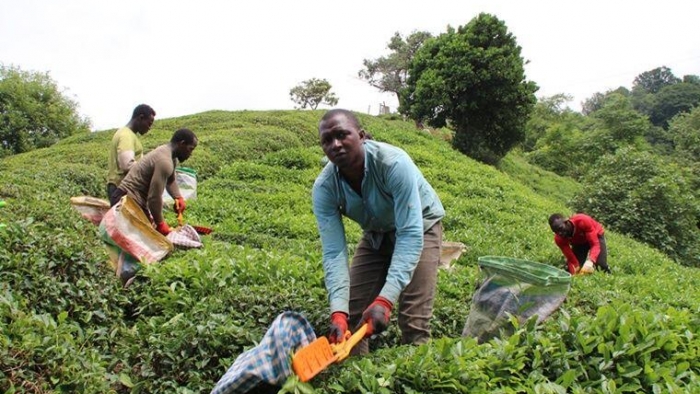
[
  {"x1": 312, "y1": 178, "x2": 350, "y2": 314},
  {"x1": 380, "y1": 157, "x2": 424, "y2": 303}
]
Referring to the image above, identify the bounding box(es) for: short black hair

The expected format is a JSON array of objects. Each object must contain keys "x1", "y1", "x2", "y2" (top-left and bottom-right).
[
  {"x1": 171, "y1": 128, "x2": 197, "y2": 144},
  {"x1": 548, "y1": 213, "x2": 565, "y2": 228},
  {"x1": 132, "y1": 104, "x2": 156, "y2": 120},
  {"x1": 320, "y1": 108, "x2": 362, "y2": 130}
]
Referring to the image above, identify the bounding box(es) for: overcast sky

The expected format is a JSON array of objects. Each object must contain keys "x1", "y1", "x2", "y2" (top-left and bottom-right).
[{"x1": 2, "y1": 0, "x2": 699, "y2": 131}]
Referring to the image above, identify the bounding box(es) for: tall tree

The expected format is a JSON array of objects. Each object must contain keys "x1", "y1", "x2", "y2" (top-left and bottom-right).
[
  {"x1": 358, "y1": 31, "x2": 432, "y2": 108},
  {"x1": 632, "y1": 66, "x2": 680, "y2": 94},
  {"x1": 289, "y1": 78, "x2": 339, "y2": 110},
  {"x1": 648, "y1": 82, "x2": 700, "y2": 128},
  {"x1": 0, "y1": 64, "x2": 90, "y2": 157},
  {"x1": 523, "y1": 93, "x2": 576, "y2": 151},
  {"x1": 581, "y1": 87, "x2": 629, "y2": 115},
  {"x1": 581, "y1": 92, "x2": 607, "y2": 116},
  {"x1": 591, "y1": 93, "x2": 651, "y2": 144},
  {"x1": 683, "y1": 74, "x2": 700, "y2": 85},
  {"x1": 669, "y1": 105, "x2": 700, "y2": 162},
  {"x1": 401, "y1": 13, "x2": 538, "y2": 164}
]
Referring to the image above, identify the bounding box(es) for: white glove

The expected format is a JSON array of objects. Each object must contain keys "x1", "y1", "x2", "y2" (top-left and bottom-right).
[{"x1": 580, "y1": 259, "x2": 595, "y2": 274}]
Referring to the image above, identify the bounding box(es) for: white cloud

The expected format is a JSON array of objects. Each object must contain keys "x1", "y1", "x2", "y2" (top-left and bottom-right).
[{"x1": 2, "y1": 0, "x2": 699, "y2": 130}]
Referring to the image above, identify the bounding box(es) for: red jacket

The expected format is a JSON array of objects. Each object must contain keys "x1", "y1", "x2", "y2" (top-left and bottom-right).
[{"x1": 554, "y1": 214, "x2": 605, "y2": 268}]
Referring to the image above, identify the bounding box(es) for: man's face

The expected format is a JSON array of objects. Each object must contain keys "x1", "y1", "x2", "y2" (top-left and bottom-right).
[
  {"x1": 176, "y1": 138, "x2": 197, "y2": 162},
  {"x1": 550, "y1": 219, "x2": 571, "y2": 237},
  {"x1": 134, "y1": 114, "x2": 155, "y2": 135},
  {"x1": 319, "y1": 114, "x2": 365, "y2": 170}
]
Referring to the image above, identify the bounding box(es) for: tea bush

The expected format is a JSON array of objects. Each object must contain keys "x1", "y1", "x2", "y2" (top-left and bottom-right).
[{"x1": 1, "y1": 110, "x2": 699, "y2": 393}]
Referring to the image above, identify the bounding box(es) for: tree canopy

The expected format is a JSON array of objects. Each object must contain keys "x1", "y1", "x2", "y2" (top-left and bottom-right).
[
  {"x1": 648, "y1": 82, "x2": 700, "y2": 128},
  {"x1": 0, "y1": 64, "x2": 90, "y2": 157},
  {"x1": 358, "y1": 31, "x2": 432, "y2": 108},
  {"x1": 288, "y1": 78, "x2": 339, "y2": 110},
  {"x1": 669, "y1": 105, "x2": 700, "y2": 162},
  {"x1": 401, "y1": 13, "x2": 538, "y2": 164},
  {"x1": 632, "y1": 66, "x2": 681, "y2": 94},
  {"x1": 627, "y1": 67, "x2": 700, "y2": 129}
]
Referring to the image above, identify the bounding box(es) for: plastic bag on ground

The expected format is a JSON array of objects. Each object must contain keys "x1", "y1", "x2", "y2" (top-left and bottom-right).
[
  {"x1": 440, "y1": 241, "x2": 467, "y2": 269},
  {"x1": 462, "y1": 256, "x2": 571, "y2": 343},
  {"x1": 211, "y1": 311, "x2": 317, "y2": 394},
  {"x1": 70, "y1": 196, "x2": 111, "y2": 225}
]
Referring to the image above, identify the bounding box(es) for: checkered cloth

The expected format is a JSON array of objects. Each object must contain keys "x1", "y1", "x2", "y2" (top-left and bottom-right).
[
  {"x1": 210, "y1": 311, "x2": 317, "y2": 394},
  {"x1": 167, "y1": 224, "x2": 203, "y2": 248}
]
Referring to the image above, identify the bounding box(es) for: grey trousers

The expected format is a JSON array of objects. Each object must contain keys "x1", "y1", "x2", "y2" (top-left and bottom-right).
[{"x1": 348, "y1": 221, "x2": 443, "y2": 354}]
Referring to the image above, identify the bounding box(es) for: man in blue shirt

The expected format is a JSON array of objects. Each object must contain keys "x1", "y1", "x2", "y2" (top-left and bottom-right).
[{"x1": 312, "y1": 109, "x2": 445, "y2": 354}]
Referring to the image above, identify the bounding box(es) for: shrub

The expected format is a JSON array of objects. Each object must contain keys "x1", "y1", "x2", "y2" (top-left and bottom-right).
[{"x1": 572, "y1": 147, "x2": 700, "y2": 266}]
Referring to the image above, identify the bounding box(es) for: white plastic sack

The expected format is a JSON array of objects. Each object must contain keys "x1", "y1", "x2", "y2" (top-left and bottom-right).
[
  {"x1": 100, "y1": 195, "x2": 173, "y2": 265},
  {"x1": 70, "y1": 196, "x2": 111, "y2": 226},
  {"x1": 163, "y1": 167, "x2": 197, "y2": 207},
  {"x1": 440, "y1": 241, "x2": 467, "y2": 270}
]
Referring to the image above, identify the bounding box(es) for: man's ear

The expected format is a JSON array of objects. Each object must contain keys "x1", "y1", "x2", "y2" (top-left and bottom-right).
[{"x1": 359, "y1": 129, "x2": 366, "y2": 140}]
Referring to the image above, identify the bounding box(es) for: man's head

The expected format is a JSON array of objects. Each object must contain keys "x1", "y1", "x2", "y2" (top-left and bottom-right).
[
  {"x1": 130, "y1": 104, "x2": 156, "y2": 135},
  {"x1": 171, "y1": 128, "x2": 198, "y2": 162},
  {"x1": 549, "y1": 213, "x2": 573, "y2": 237},
  {"x1": 318, "y1": 109, "x2": 366, "y2": 171}
]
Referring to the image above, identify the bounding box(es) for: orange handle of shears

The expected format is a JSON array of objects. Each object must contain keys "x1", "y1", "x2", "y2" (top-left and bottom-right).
[
  {"x1": 175, "y1": 199, "x2": 184, "y2": 226},
  {"x1": 330, "y1": 323, "x2": 367, "y2": 362}
]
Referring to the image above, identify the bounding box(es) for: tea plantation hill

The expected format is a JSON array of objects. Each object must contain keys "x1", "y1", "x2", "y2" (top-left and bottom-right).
[{"x1": 1, "y1": 110, "x2": 698, "y2": 393}]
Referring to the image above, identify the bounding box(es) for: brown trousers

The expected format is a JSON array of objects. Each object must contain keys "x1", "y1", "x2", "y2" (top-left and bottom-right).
[{"x1": 348, "y1": 221, "x2": 443, "y2": 354}]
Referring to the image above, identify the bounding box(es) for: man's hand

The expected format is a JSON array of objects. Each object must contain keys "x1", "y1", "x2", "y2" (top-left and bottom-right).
[
  {"x1": 156, "y1": 221, "x2": 172, "y2": 235},
  {"x1": 580, "y1": 259, "x2": 595, "y2": 274},
  {"x1": 360, "y1": 296, "x2": 393, "y2": 337},
  {"x1": 567, "y1": 261, "x2": 580, "y2": 275},
  {"x1": 328, "y1": 312, "x2": 348, "y2": 344},
  {"x1": 174, "y1": 197, "x2": 186, "y2": 214}
]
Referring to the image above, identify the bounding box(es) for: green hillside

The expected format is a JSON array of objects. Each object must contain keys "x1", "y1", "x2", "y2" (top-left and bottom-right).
[{"x1": 1, "y1": 110, "x2": 698, "y2": 393}]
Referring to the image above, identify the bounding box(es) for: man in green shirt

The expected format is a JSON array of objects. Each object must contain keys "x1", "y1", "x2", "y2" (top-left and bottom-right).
[{"x1": 107, "y1": 104, "x2": 156, "y2": 199}]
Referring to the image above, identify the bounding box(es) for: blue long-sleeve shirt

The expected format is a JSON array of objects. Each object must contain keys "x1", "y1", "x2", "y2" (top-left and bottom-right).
[{"x1": 312, "y1": 140, "x2": 445, "y2": 314}]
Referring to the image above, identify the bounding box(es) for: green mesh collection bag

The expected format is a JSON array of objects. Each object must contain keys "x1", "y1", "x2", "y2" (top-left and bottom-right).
[{"x1": 462, "y1": 256, "x2": 572, "y2": 343}]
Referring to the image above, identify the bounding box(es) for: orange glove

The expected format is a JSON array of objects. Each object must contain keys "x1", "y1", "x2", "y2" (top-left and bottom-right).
[
  {"x1": 156, "y1": 221, "x2": 171, "y2": 235},
  {"x1": 360, "y1": 296, "x2": 393, "y2": 337},
  {"x1": 174, "y1": 197, "x2": 186, "y2": 214},
  {"x1": 328, "y1": 312, "x2": 349, "y2": 344}
]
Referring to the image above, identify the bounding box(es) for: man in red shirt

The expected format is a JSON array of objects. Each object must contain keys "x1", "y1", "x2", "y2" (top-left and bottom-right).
[{"x1": 549, "y1": 213, "x2": 611, "y2": 275}]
